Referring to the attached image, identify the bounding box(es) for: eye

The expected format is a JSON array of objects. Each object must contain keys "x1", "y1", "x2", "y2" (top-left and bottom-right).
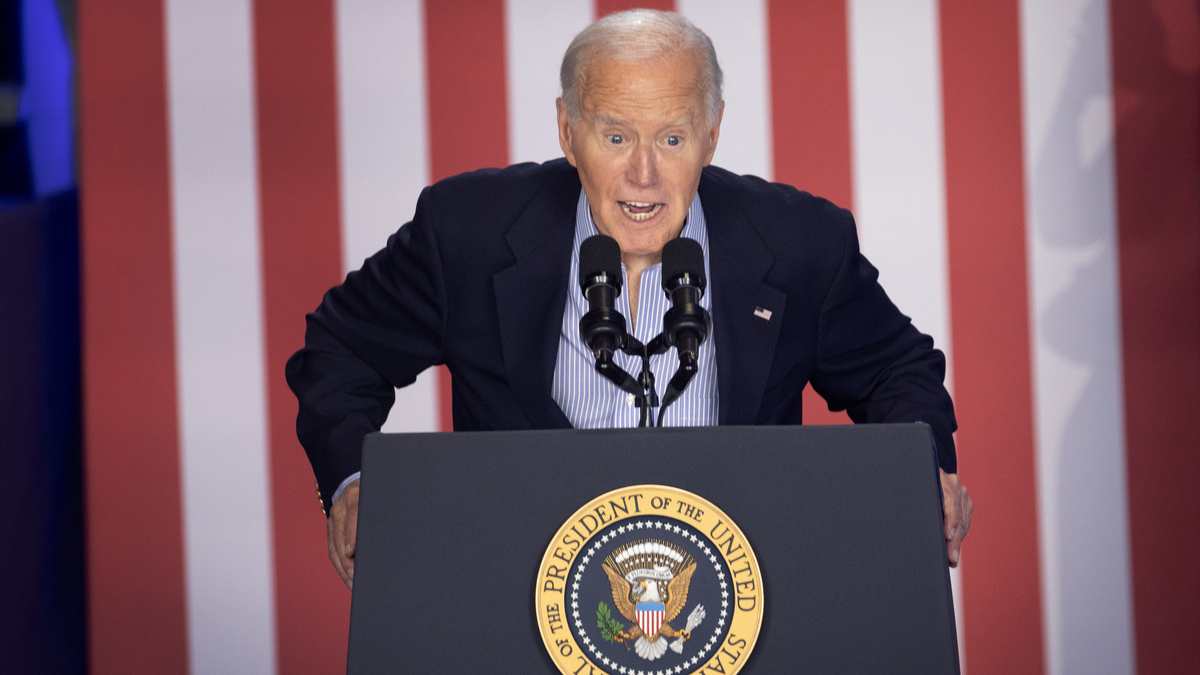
[
  {"x1": 666, "y1": 136, "x2": 681, "y2": 147},
  {"x1": 608, "y1": 134, "x2": 624, "y2": 145}
]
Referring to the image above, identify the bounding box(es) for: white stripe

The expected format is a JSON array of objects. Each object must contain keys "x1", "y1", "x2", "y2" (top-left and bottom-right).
[
  {"x1": 1019, "y1": 1, "x2": 1134, "y2": 673},
  {"x1": 505, "y1": 0, "x2": 593, "y2": 165},
  {"x1": 678, "y1": 0, "x2": 773, "y2": 180},
  {"x1": 847, "y1": 0, "x2": 952, "y2": 374},
  {"x1": 847, "y1": 0, "x2": 962, "y2": 665},
  {"x1": 335, "y1": 0, "x2": 439, "y2": 433},
  {"x1": 164, "y1": 1, "x2": 276, "y2": 672}
]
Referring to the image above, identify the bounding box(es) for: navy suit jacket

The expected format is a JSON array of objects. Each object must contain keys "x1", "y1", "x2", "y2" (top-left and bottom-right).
[{"x1": 286, "y1": 159, "x2": 957, "y2": 512}]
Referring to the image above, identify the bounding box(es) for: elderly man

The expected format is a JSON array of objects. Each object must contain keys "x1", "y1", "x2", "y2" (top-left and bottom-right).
[{"x1": 286, "y1": 9, "x2": 972, "y2": 590}]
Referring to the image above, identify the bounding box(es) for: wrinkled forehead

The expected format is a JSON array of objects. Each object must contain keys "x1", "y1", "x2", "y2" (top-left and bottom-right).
[
  {"x1": 576, "y1": 50, "x2": 708, "y2": 116},
  {"x1": 576, "y1": 47, "x2": 705, "y2": 93}
]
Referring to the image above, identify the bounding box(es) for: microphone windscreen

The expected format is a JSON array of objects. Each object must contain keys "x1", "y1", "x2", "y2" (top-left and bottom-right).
[
  {"x1": 662, "y1": 237, "x2": 706, "y2": 290},
  {"x1": 579, "y1": 235, "x2": 622, "y2": 288}
]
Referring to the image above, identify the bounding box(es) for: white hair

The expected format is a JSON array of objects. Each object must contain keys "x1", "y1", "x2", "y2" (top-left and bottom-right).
[{"x1": 559, "y1": 9, "x2": 724, "y2": 126}]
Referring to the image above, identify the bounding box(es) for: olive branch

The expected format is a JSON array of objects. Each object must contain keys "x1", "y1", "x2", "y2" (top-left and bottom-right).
[{"x1": 596, "y1": 601, "x2": 625, "y2": 643}]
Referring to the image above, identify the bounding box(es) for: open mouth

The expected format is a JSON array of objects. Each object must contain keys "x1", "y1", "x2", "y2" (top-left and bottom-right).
[{"x1": 620, "y1": 201, "x2": 663, "y2": 222}]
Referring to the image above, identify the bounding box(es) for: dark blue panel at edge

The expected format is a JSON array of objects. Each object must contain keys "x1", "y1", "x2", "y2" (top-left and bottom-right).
[{"x1": 0, "y1": 189, "x2": 86, "y2": 675}]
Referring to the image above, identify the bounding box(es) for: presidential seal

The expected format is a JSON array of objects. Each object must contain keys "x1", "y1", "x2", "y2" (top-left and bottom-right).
[{"x1": 537, "y1": 485, "x2": 763, "y2": 675}]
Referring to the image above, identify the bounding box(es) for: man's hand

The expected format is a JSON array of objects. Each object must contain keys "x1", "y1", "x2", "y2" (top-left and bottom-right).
[
  {"x1": 327, "y1": 480, "x2": 360, "y2": 590},
  {"x1": 941, "y1": 470, "x2": 973, "y2": 567}
]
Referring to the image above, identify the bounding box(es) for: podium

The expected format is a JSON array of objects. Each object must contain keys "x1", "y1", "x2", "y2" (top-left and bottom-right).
[{"x1": 347, "y1": 424, "x2": 959, "y2": 674}]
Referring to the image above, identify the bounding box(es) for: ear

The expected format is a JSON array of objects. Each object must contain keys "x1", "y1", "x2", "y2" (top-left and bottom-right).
[
  {"x1": 702, "y1": 100, "x2": 725, "y2": 167},
  {"x1": 557, "y1": 98, "x2": 577, "y2": 167}
]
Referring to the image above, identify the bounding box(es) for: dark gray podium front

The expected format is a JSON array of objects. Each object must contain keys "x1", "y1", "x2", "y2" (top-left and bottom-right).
[{"x1": 347, "y1": 424, "x2": 959, "y2": 674}]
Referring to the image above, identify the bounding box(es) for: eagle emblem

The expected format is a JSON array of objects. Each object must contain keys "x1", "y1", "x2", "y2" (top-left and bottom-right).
[{"x1": 599, "y1": 539, "x2": 707, "y2": 661}]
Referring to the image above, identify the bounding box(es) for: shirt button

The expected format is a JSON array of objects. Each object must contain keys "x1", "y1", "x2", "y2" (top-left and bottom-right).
[{"x1": 626, "y1": 393, "x2": 635, "y2": 406}]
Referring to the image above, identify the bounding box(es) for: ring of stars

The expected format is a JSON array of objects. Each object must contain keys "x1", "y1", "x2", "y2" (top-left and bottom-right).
[{"x1": 569, "y1": 518, "x2": 731, "y2": 675}]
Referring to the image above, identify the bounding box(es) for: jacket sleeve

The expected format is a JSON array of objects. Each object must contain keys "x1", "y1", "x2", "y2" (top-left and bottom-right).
[
  {"x1": 285, "y1": 186, "x2": 447, "y2": 514},
  {"x1": 807, "y1": 209, "x2": 959, "y2": 473}
]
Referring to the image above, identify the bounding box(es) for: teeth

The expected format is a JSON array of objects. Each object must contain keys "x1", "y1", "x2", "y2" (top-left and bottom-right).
[{"x1": 620, "y1": 202, "x2": 662, "y2": 222}]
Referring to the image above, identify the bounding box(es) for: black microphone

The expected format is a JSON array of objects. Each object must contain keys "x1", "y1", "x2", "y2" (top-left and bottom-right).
[
  {"x1": 578, "y1": 234, "x2": 626, "y2": 358},
  {"x1": 579, "y1": 234, "x2": 649, "y2": 415},
  {"x1": 661, "y1": 237, "x2": 710, "y2": 361},
  {"x1": 658, "y1": 237, "x2": 710, "y2": 425}
]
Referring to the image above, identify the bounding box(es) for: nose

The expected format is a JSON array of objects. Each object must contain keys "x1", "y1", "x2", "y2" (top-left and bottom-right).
[{"x1": 627, "y1": 143, "x2": 659, "y2": 188}]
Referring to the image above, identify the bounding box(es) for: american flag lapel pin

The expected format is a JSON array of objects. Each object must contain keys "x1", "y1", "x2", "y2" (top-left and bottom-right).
[{"x1": 753, "y1": 306, "x2": 773, "y2": 322}]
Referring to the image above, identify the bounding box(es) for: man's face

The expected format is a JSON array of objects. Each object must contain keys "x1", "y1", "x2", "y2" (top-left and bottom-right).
[{"x1": 557, "y1": 49, "x2": 723, "y2": 261}]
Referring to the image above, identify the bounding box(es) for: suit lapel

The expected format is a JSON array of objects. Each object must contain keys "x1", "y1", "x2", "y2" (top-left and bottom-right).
[
  {"x1": 700, "y1": 174, "x2": 787, "y2": 425},
  {"x1": 492, "y1": 168, "x2": 578, "y2": 429}
]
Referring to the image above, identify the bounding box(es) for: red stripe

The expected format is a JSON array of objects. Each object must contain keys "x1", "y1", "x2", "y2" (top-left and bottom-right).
[
  {"x1": 767, "y1": 0, "x2": 852, "y2": 426},
  {"x1": 596, "y1": 0, "x2": 675, "y2": 17},
  {"x1": 425, "y1": 0, "x2": 511, "y2": 431},
  {"x1": 1110, "y1": 1, "x2": 1200, "y2": 671},
  {"x1": 767, "y1": 0, "x2": 853, "y2": 208},
  {"x1": 77, "y1": 2, "x2": 188, "y2": 673},
  {"x1": 637, "y1": 609, "x2": 663, "y2": 635},
  {"x1": 939, "y1": 3, "x2": 1044, "y2": 673},
  {"x1": 252, "y1": 1, "x2": 350, "y2": 672}
]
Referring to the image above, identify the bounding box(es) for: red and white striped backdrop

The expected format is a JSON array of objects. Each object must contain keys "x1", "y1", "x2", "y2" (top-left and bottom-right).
[{"x1": 77, "y1": 1, "x2": 1199, "y2": 674}]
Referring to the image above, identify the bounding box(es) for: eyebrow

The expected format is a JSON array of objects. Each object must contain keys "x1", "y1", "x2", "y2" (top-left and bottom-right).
[
  {"x1": 594, "y1": 112, "x2": 625, "y2": 126},
  {"x1": 593, "y1": 112, "x2": 693, "y2": 128}
]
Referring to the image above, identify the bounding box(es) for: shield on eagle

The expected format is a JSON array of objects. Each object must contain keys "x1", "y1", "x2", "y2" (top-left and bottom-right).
[{"x1": 636, "y1": 601, "x2": 665, "y2": 636}]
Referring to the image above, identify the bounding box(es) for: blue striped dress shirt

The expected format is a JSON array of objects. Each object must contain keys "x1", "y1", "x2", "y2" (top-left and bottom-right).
[{"x1": 551, "y1": 189, "x2": 719, "y2": 428}]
